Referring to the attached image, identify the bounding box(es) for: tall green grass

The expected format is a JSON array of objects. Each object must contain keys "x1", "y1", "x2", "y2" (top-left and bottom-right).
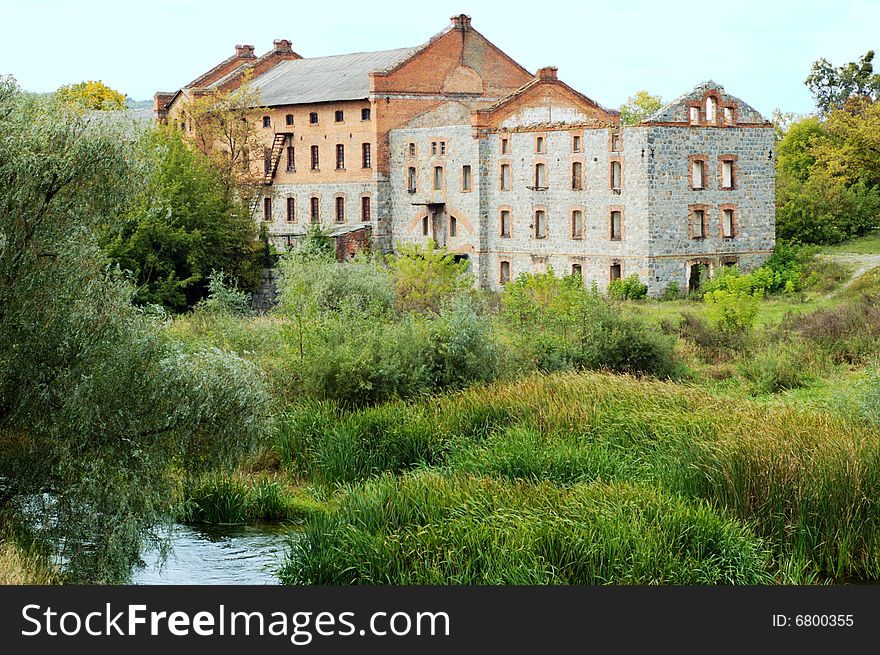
[
  {"x1": 280, "y1": 472, "x2": 772, "y2": 585},
  {"x1": 277, "y1": 371, "x2": 880, "y2": 581},
  {"x1": 179, "y1": 475, "x2": 330, "y2": 525}
]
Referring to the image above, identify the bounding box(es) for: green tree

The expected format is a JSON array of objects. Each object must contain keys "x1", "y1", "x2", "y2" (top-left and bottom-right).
[
  {"x1": 55, "y1": 80, "x2": 126, "y2": 110},
  {"x1": 386, "y1": 240, "x2": 472, "y2": 314},
  {"x1": 775, "y1": 111, "x2": 880, "y2": 244},
  {"x1": 806, "y1": 50, "x2": 880, "y2": 115},
  {"x1": 619, "y1": 90, "x2": 663, "y2": 126},
  {"x1": 100, "y1": 125, "x2": 263, "y2": 311},
  {"x1": 0, "y1": 77, "x2": 269, "y2": 582}
]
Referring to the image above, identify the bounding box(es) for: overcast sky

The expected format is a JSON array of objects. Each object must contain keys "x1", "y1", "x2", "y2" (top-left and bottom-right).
[{"x1": 2, "y1": 0, "x2": 877, "y2": 116}]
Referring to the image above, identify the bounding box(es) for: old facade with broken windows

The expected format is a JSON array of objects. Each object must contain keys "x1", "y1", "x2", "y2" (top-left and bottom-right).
[{"x1": 155, "y1": 14, "x2": 774, "y2": 296}]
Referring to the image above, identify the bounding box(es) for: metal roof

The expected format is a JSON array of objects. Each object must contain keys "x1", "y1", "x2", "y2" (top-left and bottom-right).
[{"x1": 247, "y1": 47, "x2": 419, "y2": 106}]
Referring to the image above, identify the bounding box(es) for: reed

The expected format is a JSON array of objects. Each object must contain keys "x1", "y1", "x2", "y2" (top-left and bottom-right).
[{"x1": 280, "y1": 472, "x2": 772, "y2": 585}]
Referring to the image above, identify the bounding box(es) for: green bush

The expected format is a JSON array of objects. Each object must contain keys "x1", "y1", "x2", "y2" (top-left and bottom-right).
[
  {"x1": 608, "y1": 273, "x2": 648, "y2": 300},
  {"x1": 738, "y1": 340, "x2": 822, "y2": 394},
  {"x1": 661, "y1": 281, "x2": 683, "y2": 301}
]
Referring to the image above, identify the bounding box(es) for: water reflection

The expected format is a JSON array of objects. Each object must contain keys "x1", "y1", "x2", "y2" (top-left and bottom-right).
[{"x1": 132, "y1": 523, "x2": 292, "y2": 585}]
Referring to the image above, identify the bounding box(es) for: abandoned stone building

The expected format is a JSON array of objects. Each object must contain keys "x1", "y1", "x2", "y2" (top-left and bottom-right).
[{"x1": 155, "y1": 14, "x2": 775, "y2": 296}]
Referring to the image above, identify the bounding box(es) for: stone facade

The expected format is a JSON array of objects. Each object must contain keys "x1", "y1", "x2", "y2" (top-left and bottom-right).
[{"x1": 156, "y1": 17, "x2": 775, "y2": 294}]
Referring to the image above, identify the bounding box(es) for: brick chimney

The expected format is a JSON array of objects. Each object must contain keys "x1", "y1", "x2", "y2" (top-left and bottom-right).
[
  {"x1": 451, "y1": 14, "x2": 471, "y2": 30},
  {"x1": 537, "y1": 66, "x2": 558, "y2": 81},
  {"x1": 235, "y1": 44, "x2": 256, "y2": 58},
  {"x1": 273, "y1": 39, "x2": 293, "y2": 53}
]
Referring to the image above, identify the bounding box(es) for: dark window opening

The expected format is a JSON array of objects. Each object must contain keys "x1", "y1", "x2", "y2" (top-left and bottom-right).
[
  {"x1": 361, "y1": 107, "x2": 371, "y2": 121},
  {"x1": 362, "y1": 143, "x2": 371, "y2": 168},
  {"x1": 309, "y1": 112, "x2": 318, "y2": 124},
  {"x1": 335, "y1": 110, "x2": 344, "y2": 122}
]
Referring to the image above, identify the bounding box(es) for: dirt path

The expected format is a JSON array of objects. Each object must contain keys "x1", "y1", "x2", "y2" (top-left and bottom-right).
[{"x1": 819, "y1": 253, "x2": 880, "y2": 291}]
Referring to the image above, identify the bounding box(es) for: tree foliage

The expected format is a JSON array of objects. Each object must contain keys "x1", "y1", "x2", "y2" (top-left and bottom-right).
[
  {"x1": 100, "y1": 125, "x2": 264, "y2": 311},
  {"x1": 55, "y1": 80, "x2": 126, "y2": 111},
  {"x1": 775, "y1": 106, "x2": 880, "y2": 244},
  {"x1": 806, "y1": 50, "x2": 880, "y2": 116},
  {"x1": 0, "y1": 77, "x2": 269, "y2": 582},
  {"x1": 619, "y1": 90, "x2": 663, "y2": 126},
  {"x1": 181, "y1": 78, "x2": 266, "y2": 195}
]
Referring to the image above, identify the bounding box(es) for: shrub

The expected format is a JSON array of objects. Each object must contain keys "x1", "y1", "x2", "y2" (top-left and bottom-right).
[
  {"x1": 785, "y1": 298, "x2": 880, "y2": 363},
  {"x1": 575, "y1": 301, "x2": 682, "y2": 378},
  {"x1": 387, "y1": 240, "x2": 473, "y2": 315},
  {"x1": 738, "y1": 340, "x2": 822, "y2": 394},
  {"x1": 607, "y1": 273, "x2": 648, "y2": 300},
  {"x1": 194, "y1": 270, "x2": 252, "y2": 316},
  {"x1": 661, "y1": 281, "x2": 683, "y2": 301}
]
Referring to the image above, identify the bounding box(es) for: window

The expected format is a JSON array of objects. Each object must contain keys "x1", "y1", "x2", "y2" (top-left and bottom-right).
[
  {"x1": 610, "y1": 161, "x2": 621, "y2": 191},
  {"x1": 433, "y1": 166, "x2": 444, "y2": 191},
  {"x1": 571, "y1": 263, "x2": 582, "y2": 278},
  {"x1": 286, "y1": 146, "x2": 295, "y2": 172},
  {"x1": 336, "y1": 144, "x2": 345, "y2": 170},
  {"x1": 722, "y1": 208, "x2": 735, "y2": 238},
  {"x1": 361, "y1": 107, "x2": 371, "y2": 121},
  {"x1": 610, "y1": 210, "x2": 622, "y2": 240},
  {"x1": 610, "y1": 264, "x2": 622, "y2": 281},
  {"x1": 335, "y1": 197, "x2": 345, "y2": 223},
  {"x1": 309, "y1": 112, "x2": 318, "y2": 124},
  {"x1": 689, "y1": 106, "x2": 700, "y2": 124},
  {"x1": 310, "y1": 197, "x2": 319, "y2": 223},
  {"x1": 534, "y1": 210, "x2": 547, "y2": 239},
  {"x1": 431, "y1": 142, "x2": 437, "y2": 156},
  {"x1": 408, "y1": 143, "x2": 416, "y2": 158},
  {"x1": 500, "y1": 164, "x2": 511, "y2": 190},
  {"x1": 310, "y1": 145, "x2": 319, "y2": 170},
  {"x1": 691, "y1": 158, "x2": 706, "y2": 190},
  {"x1": 361, "y1": 196, "x2": 371, "y2": 222},
  {"x1": 407, "y1": 167, "x2": 417, "y2": 193},
  {"x1": 611, "y1": 133, "x2": 621, "y2": 152},
  {"x1": 571, "y1": 162, "x2": 583, "y2": 190},
  {"x1": 501, "y1": 138, "x2": 509, "y2": 155},
  {"x1": 450, "y1": 215, "x2": 457, "y2": 237},
  {"x1": 571, "y1": 210, "x2": 583, "y2": 239},
  {"x1": 285, "y1": 114, "x2": 294, "y2": 126},
  {"x1": 286, "y1": 197, "x2": 296, "y2": 223},
  {"x1": 263, "y1": 196, "x2": 272, "y2": 222},
  {"x1": 422, "y1": 215, "x2": 429, "y2": 236},
  {"x1": 500, "y1": 210, "x2": 511, "y2": 237},
  {"x1": 440, "y1": 141, "x2": 446, "y2": 155},
  {"x1": 500, "y1": 260, "x2": 511, "y2": 284},
  {"x1": 706, "y1": 96, "x2": 718, "y2": 123},
  {"x1": 462, "y1": 165, "x2": 472, "y2": 191},
  {"x1": 263, "y1": 147, "x2": 272, "y2": 174},
  {"x1": 362, "y1": 143, "x2": 371, "y2": 168},
  {"x1": 721, "y1": 159, "x2": 734, "y2": 189},
  {"x1": 335, "y1": 110, "x2": 344, "y2": 122},
  {"x1": 692, "y1": 209, "x2": 706, "y2": 239},
  {"x1": 262, "y1": 116, "x2": 271, "y2": 128},
  {"x1": 723, "y1": 106, "x2": 734, "y2": 124},
  {"x1": 534, "y1": 163, "x2": 547, "y2": 189},
  {"x1": 536, "y1": 136, "x2": 545, "y2": 153},
  {"x1": 573, "y1": 135, "x2": 582, "y2": 153}
]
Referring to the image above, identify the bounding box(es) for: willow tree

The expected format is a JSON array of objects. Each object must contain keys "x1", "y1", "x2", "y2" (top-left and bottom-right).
[{"x1": 0, "y1": 77, "x2": 269, "y2": 582}]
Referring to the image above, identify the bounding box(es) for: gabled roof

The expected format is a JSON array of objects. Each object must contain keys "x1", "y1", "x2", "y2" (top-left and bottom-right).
[
  {"x1": 642, "y1": 81, "x2": 768, "y2": 125},
  {"x1": 244, "y1": 47, "x2": 419, "y2": 106},
  {"x1": 473, "y1": 70, "x2": 619, "y2": 130}
]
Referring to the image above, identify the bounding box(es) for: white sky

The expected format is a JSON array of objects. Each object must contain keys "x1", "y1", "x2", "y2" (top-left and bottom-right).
[{"x1": 1, "y1": 0, "x2": 877, "y2": 116}]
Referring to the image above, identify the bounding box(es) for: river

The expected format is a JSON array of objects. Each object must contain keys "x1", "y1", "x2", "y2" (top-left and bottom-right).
[{"x1": 132, "y1": 523, "x2": 293, "y2": 585}]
